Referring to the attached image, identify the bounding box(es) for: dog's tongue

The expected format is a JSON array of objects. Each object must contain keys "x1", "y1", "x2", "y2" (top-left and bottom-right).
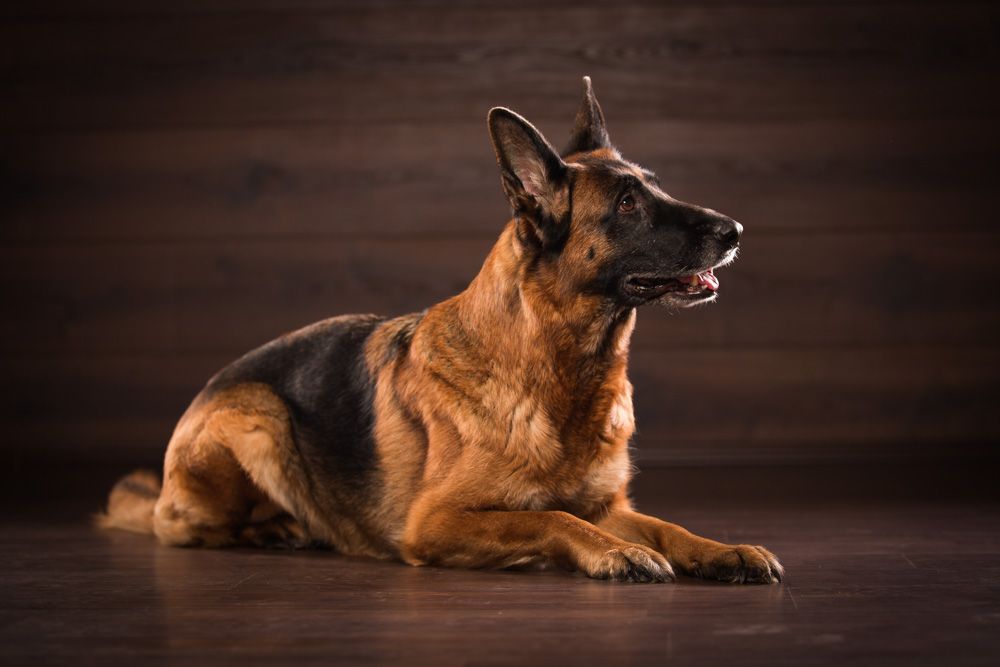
[{"x1": 679, "y1": 268, "x2": 719, "y2": 290}]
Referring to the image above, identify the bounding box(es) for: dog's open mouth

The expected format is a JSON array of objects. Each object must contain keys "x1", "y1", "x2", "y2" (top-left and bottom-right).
[{"x1": 625, "y1": 269, "x2": 719, "y2": 300}]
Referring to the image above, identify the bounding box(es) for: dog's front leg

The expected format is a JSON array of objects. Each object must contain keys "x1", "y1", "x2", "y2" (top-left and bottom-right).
[
  {"x1": 596, "y1": 504, "x2": 783, "y2": 584},
  {"x1": 400, "y1": 506, "x2": 675, "y2": 582}
]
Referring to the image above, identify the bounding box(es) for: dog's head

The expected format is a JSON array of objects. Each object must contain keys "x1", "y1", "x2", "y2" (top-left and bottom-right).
[{"x1": 488, "y1": 77, "x2": 741, "y2": 310}]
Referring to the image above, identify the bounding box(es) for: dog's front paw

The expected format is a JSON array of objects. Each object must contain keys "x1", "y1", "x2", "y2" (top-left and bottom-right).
[
  {"x1": 686, "y1": 544, "x2": 783, "y2": 584},
  {"x1": 587, "y1": 544, "x2": 676, "y2": 583}
]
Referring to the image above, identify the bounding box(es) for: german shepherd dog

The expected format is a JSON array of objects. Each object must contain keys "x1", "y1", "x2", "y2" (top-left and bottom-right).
[{"x1": 100, "y1": 78, "x2": 782, "y2": 584}]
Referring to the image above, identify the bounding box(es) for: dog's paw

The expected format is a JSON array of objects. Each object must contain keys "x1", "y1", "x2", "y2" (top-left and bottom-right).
[
  {"x1": 588, "y1": 544, "x2": 676, "y2": 583},
  {"x1": 239, "y1": 514, "x2": 311, "y2": 550},
  {"x1": 686, "y1": 544, "x2": 784, "y2": 584}
]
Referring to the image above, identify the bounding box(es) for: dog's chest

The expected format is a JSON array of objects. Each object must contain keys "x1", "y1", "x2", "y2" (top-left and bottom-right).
[
  {"x1": 462, "y1": 354, "x2": 636, "y2": 514},
  {"x1": 501, "y1": 395, "x2": 634, "y2": 514},
  {"x1": 570, "y1": 445, "x2": 633, "y2": 511},
  {"x1": 501, "y1": 441, "x2": 631, "y2": 516}
]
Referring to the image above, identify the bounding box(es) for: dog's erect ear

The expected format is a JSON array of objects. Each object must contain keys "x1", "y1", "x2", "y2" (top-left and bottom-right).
[
  {"x1": 488, "y1": 107, "x2": 570, "y2": 242},
  {"x1": 564, "y1": 76, "x2": 612, "y2": 156}
]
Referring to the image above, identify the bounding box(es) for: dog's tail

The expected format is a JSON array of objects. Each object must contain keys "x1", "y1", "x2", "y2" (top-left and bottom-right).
[{"x1": 94, "y1": 469, "x2": 161, "y2": 535}]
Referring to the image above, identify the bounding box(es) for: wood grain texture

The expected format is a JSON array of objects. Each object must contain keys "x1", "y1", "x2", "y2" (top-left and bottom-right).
[
  {"x1": 1, "y1": 0, "x2": 998, "y2": 466},
  {"x1": 3, "y1": 4, "x2": 998, "y2": 130}
]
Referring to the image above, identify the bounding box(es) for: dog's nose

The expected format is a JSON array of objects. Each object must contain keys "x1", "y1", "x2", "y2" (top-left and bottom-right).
[{"x1": 712, "y1": 217, "x2": 742, "y2": 249}]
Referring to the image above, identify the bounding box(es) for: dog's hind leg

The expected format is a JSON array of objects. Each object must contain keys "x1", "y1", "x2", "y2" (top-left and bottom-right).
[{"x1": 152, "y1": 384, "x2": 319, "y2": 549}]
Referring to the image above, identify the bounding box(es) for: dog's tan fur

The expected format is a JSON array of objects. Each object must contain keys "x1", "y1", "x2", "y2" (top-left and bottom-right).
[{"x1": 100, "y1": 79, "x2": 782, "y2": 584}]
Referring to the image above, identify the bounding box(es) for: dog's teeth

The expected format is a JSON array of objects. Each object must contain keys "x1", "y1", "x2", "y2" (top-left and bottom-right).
[{"x1": 687, "y1": 276, "x2": 700, "y2": 286}]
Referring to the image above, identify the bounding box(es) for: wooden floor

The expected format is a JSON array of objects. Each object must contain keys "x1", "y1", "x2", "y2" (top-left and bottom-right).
[{"x1": 2, "y1": 463, "x2": 998, "y2": 666}]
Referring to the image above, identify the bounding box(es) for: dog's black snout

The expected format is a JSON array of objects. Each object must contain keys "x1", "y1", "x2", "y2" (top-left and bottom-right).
[{"x1": 713, "y1": 217, "x2": 743, "y2": 249}]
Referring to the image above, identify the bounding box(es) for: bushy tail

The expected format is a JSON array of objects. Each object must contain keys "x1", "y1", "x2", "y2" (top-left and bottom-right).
[{"x1": 95, "y1": 469, "x2": 162, "y2": 535}]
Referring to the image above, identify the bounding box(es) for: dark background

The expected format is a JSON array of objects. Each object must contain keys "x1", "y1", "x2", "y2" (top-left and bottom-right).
[{"x1": 2, "y1": 1, "x2": 999, "y2": 489}]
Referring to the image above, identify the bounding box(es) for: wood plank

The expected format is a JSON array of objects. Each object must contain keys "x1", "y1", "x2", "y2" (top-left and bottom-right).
[
  {"x1": 3, "y1": 4, "x2": 997, "y2": 130},
  {"x1": 645, "y1": 230, "x2": 1000, "y2": 348},
  {"x1": 0, "y1": 238, "x2": 493, "y2": 354},
  {"x1": 2, "y1": 232, "x2": 997, "y2": 355},
  {"x1": 2, "y1": 346, "x2": 995, "y2": 463},
  {"x1": 629, "y1": 346, "x2": 1000, "y2": 455},
  {"x1": 0, "y1": 124, "x2": 505, "y2": 241},
  {"x1": 4, "y1": 0, "x2": 953, "y2": 18},
  {"x1": 3, "y1": 118, "x2": 995, "y2": 241}
]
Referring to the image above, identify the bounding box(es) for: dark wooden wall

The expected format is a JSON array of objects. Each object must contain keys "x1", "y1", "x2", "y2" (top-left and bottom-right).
[{"x1": 2, "y1": 1, "x2": 998, "y2": 469}]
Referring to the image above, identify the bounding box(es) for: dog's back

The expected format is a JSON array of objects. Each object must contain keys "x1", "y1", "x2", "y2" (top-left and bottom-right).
[{"x1": 205, "y1": 314, "x2": 387, "y2": 489}]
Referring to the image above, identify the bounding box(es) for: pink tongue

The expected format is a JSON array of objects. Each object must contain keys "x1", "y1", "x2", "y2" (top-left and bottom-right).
[
  {"x1": 678, "y1": 268, "x2": 719, "y2": 290},
  {"x1": 699, "y1": 269, "x2": 720, "y2": 290}
]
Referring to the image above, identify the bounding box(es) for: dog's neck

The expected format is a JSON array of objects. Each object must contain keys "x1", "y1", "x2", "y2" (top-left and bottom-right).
[
  {"x1": 453, "y1": 220, "x2": 636, "y2": 380},
  {"x1": 410, "y1": 221, "x2": 638, "y2": 456}
]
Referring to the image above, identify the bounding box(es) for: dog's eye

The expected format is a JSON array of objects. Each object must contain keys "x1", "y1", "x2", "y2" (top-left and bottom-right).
[{"x1": 618, "y1": 196, "x2": 635, "y2": 212}]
